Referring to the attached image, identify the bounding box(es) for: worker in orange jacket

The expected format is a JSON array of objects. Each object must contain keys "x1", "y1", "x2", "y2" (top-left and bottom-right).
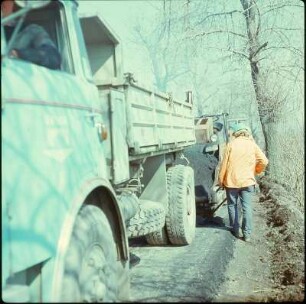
[{"x1": 218, "y1": 123, "x2": 268, "y2": 242}]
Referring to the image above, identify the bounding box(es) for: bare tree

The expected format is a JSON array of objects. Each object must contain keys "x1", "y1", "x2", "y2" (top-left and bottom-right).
[
  {"x1": 131, "y1": 0, "x2": 303, "y2": 155},
  {"x1": 239, "y1": 0, "x2": 303, "y2": 154},
  {"x1": 131, "y1": 1, "x2": 191, "y2": 92},
  {"x1": 186, "y1": 0, "x2": 304, "y2": 154}
]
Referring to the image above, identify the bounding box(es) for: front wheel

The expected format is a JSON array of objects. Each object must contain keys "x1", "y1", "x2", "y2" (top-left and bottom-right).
[{"x1": 61, "y1": 205, "x2": 126, "y2": 302}]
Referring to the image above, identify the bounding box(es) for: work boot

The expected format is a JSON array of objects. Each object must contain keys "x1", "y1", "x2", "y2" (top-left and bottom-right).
[
  {"x1": 244, "y1": 236, "x2": 251, "y2": 242},
  {"x1": 231, "y1": 229, "x2": 243, "y2": 238}
]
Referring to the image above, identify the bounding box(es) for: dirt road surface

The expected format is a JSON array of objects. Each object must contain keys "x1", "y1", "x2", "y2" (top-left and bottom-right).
[
  {"x1": 128, "y1": 179, "x2": 304, "y2": 302},
  {"x1": 127, "y1": 142, "x2": 304, "y2": 302},
  {"x1": 128, "y1": 205, "x2": 236, "y2": 302}
]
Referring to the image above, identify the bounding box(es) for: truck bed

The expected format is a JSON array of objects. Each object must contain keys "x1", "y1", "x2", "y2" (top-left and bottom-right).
[
  {"x1": 81, "y1": 14, "x2": 195, "y2": 183},
  {"x1": 97, "y1": 81, "x2": 195, "y2": 184},
  {"x1": 125, "y1": 82, "x2": 195, "y2": 156}
]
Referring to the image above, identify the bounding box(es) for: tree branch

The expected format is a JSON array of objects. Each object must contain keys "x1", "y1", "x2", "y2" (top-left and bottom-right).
[
  {"x1": 188, "y1": 29, "x2": 248, "y2": 40},
  {"x1": 272, "y1": 68, "x2": 304, "y2": 82},
  {"x1": 167, "y1": 69, "x2": 190, "y2": 82},
  {"x1": 254, "y1": 0, "x2": 261, "y2": 38},
  {"x1": 262, "y1": 27, "x2": 303, "y2": 32},
  {"x1": 196, "y1": 10, "x2": 243, "y2": 26},
  {"x1": 262, "y1": 3, "x2": 304, "y2": 16},
  {"x1": 200, "y1": 46, "x2": 249, "y2": 60},
  {"x1": 262, "y1": 46, "x2": 303, "y2": 56},
  {"x1": 252, "y1": 41, "x2": 268, "y2": 58}
]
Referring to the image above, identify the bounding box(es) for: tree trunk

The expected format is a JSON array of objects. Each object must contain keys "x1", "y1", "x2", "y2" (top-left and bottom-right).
[{"x1": 240, "y1": 0, "x2": 268, "y2": 156}]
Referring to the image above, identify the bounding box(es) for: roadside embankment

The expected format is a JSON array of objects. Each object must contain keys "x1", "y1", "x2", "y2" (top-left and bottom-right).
[{"x1": 259, "y1": 176, "x2": 304, "y2": 302}]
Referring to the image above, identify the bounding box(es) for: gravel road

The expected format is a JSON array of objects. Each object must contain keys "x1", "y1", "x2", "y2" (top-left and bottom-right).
[{"x1": 128, "y1": 205, "x2": 235, "y2": 302}]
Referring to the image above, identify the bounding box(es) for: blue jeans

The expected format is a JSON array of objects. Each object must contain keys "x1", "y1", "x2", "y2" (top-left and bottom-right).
[{"x1": 225, "y1": 185, "x2": 255, "y2": 237}]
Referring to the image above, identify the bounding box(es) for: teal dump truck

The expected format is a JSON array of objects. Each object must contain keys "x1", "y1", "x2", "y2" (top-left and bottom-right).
[{"x1": 1, "y1": 1, "x2": 196, "y2": 302}]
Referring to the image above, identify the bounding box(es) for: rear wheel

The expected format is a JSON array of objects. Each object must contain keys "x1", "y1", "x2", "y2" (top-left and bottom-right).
[
  {"x1": 61, "y1": 205, "x2": 126, "y2": 302},
  {"x1": 145, "y1": 226, "x2": 169, "y2": 245},
  {"x1": 127, "y1": 200, "x2": 165, "y2": 238},
  {"x1": 166, "y1": 165, "x2": 196, "y2": 245}
]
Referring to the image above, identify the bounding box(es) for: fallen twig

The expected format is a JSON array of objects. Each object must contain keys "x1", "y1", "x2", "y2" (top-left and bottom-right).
[{"x1": 253, "y1": 288, "x2": 276, "y2": 293}]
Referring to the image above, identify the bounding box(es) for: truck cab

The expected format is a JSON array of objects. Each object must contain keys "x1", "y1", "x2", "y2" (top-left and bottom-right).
[{"x1": 2, "y1": 1, "x2": 129, "y2": 301}]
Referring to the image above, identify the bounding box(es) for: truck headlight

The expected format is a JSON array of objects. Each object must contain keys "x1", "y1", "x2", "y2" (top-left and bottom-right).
[{"x1": 210, "y1": 134, "x2": 218, "y2": 142}]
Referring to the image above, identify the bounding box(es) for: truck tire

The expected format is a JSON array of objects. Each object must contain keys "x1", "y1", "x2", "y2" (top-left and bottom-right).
[
  {"x1": 166, "y1": 165, "x2": 196, "y2": 245},
  {"x1": 127, "y1": 201, "x2": 165, "y2": 238},
  {"x1": 61, "y1": 205, "x2": 127, "y2": 302},
  {"x1": 145, "y1": 227, "x2": 169, "y2": 245}
]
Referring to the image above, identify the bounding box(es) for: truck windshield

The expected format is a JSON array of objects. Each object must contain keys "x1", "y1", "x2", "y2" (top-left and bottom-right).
[{"x1": 2, "y1": 0, "x2": 74, "y2": 73}]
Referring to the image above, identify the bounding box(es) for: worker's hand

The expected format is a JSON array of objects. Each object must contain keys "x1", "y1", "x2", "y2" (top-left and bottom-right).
[
  {"x1": 259, "y1": 172, "x2": 265, "y2": 177},
  {"x1": 255, "y1": 172, "x2": 265, "y2": 180},
  {"x1": 217, "y1": 182, "x2": 224, "y2": 190}
]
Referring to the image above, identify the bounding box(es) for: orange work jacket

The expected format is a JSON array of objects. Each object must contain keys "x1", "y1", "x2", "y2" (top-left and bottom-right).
[{"x1": 218, "y1": 136, "x2": 268, "y2": 188}]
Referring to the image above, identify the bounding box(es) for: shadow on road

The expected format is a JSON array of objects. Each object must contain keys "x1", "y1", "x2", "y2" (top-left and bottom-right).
[
  {"x1": 129, "y1": 215, "x2": 232, "y2": 249},
  {"x1": 196, "y1": 215, "x2": 231, "y2": 232},
  {"x1": 127, "y1": 295, "x2": 212, "y2": 302}
]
